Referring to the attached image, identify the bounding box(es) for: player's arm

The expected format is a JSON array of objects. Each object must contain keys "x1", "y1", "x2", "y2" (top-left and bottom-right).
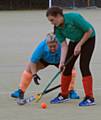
[
  {"x1": 74, "y1": 14, "x2": 93, "y2": 45},
  {"x1": 59, "y1": 40, "x2": 68, "y2": 70},
  {"x1": 77, "y1": 29, "x2": 93, "y2": 46},
  {"x1": 73, "y1": 14, "x2": 93, "y2": 55},
  {"x1": 30, "y1": 41, "x2": 44, "y2": 85},
  {"x1": 74, "y1": 29, "x2": 93, "y2": 56},
  {"x1": 55, "y1": 28, "x2": 68, "y2": 69}
]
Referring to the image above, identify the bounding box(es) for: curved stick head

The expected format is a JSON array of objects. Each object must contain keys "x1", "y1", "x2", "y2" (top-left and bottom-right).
[
  {"x1": 35, "y1": 93, "x2": 42, "y2": 102},
  {"x1": 16, "y1": 98, "x2": 26, "y2": 105}
]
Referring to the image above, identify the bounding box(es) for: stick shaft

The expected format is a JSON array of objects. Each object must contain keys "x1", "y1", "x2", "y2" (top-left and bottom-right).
[
  {"x1": 43, "y1": 84, "x2": 61, "y2": 95},
  {"x1": 42, "y1": 55, "x2": 74, "y2": 95},
  {"x1": 22, "y1": 55, "x2": 74, "y2": 104},
  {"x1": 42, "y1": 70, "x2": 61, "y2": 95}
]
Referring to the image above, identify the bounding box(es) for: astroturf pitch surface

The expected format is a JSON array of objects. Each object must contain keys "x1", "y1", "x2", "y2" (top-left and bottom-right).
[{"x1": 0, "y1": 9, "x2": 101, "y2": 120}]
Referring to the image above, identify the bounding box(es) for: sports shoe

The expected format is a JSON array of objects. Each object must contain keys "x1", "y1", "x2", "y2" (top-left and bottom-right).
[
  {"x1": 11, "y1": 89, "x2": 24, "y2": 99},
  {"x1": 69, "y1": 90, "x2": 80, "y2": 99},
  {"x1": 50, "y1": 93, "x2": 70, "y2": 104},
  {"x1": 79, "y1": 96, "x2": 96, "y2": 106}
]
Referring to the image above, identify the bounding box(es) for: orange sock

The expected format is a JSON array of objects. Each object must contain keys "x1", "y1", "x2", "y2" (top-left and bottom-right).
[
  {"x1": 19, "y1": 70, "x2": 32, "y2": 92},
  {"x1": 61, "y1": 75, "x2": 72, "y2": 97},
  {"x1": 82, "y1": 76, "x2": 93, "y2": 97},
  {"x1": 69, "y1": 69, "x2": 77, "y2": 91},
  {"x1": 68, "y1": 76, "x2": 75, "y2": 91}
]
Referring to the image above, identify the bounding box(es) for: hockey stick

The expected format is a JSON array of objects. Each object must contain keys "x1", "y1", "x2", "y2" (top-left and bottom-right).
[
  {"x1": 35, "y1": 55, "x2": 74, "y2": 102},
  {"x1": 16, "y1": 84, "x2": 61, "y2": 105},
  {"x1": 17, "y1": 55, "x2": 73, "y2": 105}
]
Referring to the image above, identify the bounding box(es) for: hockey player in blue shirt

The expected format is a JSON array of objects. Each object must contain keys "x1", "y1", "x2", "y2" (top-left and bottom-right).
[{"x1": 11, "y1": 33, "x2": 80, "y2": 100}]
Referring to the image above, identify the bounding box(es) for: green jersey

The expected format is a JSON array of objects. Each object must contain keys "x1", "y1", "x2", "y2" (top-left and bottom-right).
[{"x1": 55, "y1": 12, "x2": 95, "y2": 43}]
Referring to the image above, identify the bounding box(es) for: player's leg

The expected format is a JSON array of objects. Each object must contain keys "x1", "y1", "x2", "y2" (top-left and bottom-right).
[
  {"x1": 69, "y1": 68, "x2": 80, "y2": 99},
  {"x1": 11, "y1": 62, "x2": 32, "y2": 99},
  {"x1": 79, "y1": 36, "x2": 95, "y2": 106},
  {"x1": 50, "y1": 42, "x2": 79, "y2": 103},
  {"x1": 11, "y1": 61, "x2": 46, "y2": 99},
  {"x1": 55, "y1": 64, "x2": 80, "y2": 99}
]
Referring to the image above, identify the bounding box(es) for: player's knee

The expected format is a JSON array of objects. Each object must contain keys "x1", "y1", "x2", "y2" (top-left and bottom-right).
[{"x1": 25, "y1": 62, "x2": 32, "y2": 74}]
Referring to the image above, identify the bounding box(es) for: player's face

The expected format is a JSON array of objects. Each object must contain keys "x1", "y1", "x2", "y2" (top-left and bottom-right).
[
  {"x1": 47, "y1": 42, "x2": 58, "y2": 53},
  {"x1": 47, "y1": 15, "x2": 64, "y2": 26}
]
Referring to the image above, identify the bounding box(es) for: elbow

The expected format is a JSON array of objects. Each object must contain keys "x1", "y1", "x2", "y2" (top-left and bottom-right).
[
  {"x1": 88, "y1": 28, "x2": 93, "y2": 35},
  {"x1": 85, "y1": 28, "x2": 93, "y2": 37}
]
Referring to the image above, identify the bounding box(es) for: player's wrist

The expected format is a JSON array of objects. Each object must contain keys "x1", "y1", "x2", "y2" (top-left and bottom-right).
[{"x1": 60, "y1": 61, "x2": 64, "y2": 65}]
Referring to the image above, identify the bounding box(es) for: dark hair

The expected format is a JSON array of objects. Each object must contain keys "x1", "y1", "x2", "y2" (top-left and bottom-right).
[{"x1": 46, "y1": 6, "x2": 63, "y2": 17}]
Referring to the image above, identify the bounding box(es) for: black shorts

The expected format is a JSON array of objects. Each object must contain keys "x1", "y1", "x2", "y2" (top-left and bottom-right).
[
  {"x1": 40, "y1": 59, "x2": 59, "y2": 68},
  {"x1": 63, "y1": 36, "x2": 95, "y2": 76}
]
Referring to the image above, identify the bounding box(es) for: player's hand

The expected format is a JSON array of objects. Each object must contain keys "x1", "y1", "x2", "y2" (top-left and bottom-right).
[
  {"x1": 59, "y1": 63, "x2": 65, "y2": 72},
  {"x1": 74, "y1": 43, "x2": 81, "y2": 56},
  {"x1": 32, "y1": 74, "x2": 41, "y2": 85}
]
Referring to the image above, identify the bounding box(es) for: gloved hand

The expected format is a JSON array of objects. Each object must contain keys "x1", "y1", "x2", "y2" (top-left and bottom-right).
[{"x1": 32, "y1": 74, "x2": 41, "y2": 85}]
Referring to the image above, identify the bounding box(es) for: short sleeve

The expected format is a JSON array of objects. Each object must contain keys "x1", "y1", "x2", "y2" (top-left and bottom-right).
[
  {"x1": 74, "y1": 14, "x2": 92, "y2": 32},
  {"x1": 30, "y1": 41, "x2": 44, "y2": 63}
]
